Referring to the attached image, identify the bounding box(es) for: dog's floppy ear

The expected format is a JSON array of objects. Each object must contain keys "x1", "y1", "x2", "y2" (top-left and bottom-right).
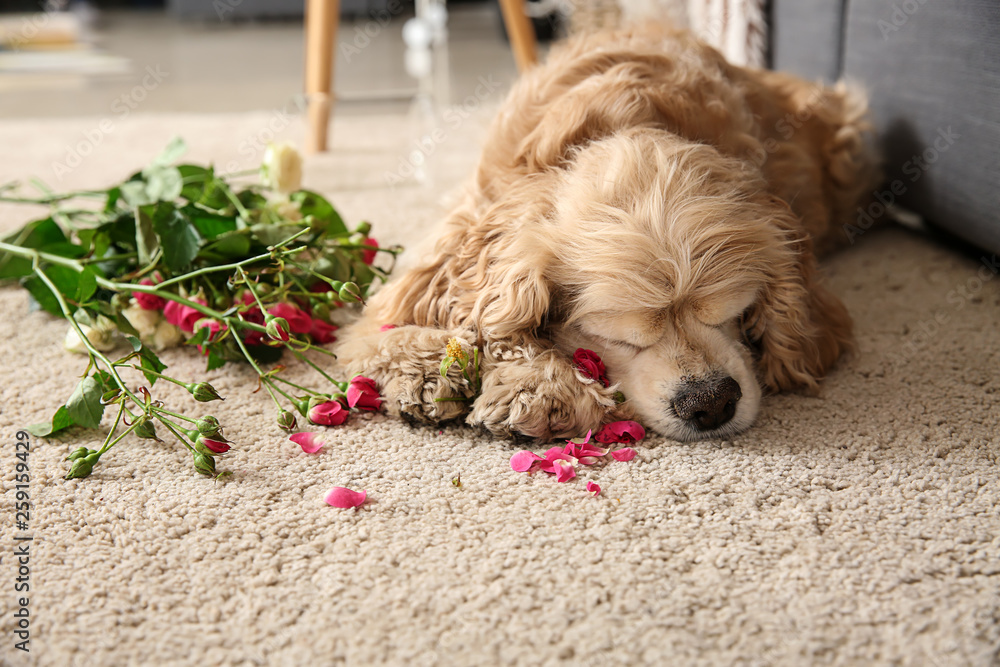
[
  {"x1": 743, "y1": 205, "x2": 853, "y2": 393},
  {"x1": 515, "y1": 73, "x2": 659, "y2": 172}
]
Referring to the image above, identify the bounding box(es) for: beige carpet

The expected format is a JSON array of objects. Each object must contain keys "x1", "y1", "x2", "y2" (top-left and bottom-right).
[{"x1": 1, "y1": 111, "x2": 999, "y2": 667}]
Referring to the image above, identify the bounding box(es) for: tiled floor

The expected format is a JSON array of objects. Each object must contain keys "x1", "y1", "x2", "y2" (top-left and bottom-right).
[{"x1": 0, "y1": 4, "x2": 524, "y2": 120}]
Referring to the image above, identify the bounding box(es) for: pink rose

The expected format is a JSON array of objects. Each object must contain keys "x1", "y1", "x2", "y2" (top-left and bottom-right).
[
  {"x1": 595, "y1": 420, "x2": 646, "y2": 445},
  {"x1": 361, "y1": 237, "x2": 379, "y2": 265},
  {"x1": 163, "y1": 299, "x2": 207, "y2": 333},
  {"x1": 573, "y1": 348, "x2": 609, "y2": 387},
  {"x1": 309, "y1": 318, "x2": 338, "y2": 344},
  {"x1": 133, "y1": 277, "x2": 166, "y2": 311},
  {"x1": 346, "y1": 376, "x2": 381, "y2": 411},
  {"x1": 268, "y1": 302, "x2": 312, "y2": 334},
  {"x1": 309, "y1": 400, "x2": 350, "y2": 426}
]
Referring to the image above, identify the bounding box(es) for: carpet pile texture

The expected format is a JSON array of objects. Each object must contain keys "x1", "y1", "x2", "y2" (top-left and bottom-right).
[{"x1": 1, "y1": 111, "x2": 998, "y2": 666}]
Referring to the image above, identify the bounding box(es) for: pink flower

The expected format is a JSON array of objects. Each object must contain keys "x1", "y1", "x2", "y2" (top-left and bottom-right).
[
  {"x1": 595, "y1": 421, "x2": 646, "y2": 445},
  {"x1": 133, "y1": 277, "x2": 166, "y2": 310},
  {"x1": 309, "y1": 400, "x2": 350, "y2": 426},
  {"x1": 611, "y1": 447, "x2": 637, "y2": 462},
  {"x1": 163, "y1": 299, "x2": 207, "y2": 333},
  {"x1": 361, "y1": 237, "x2": 379, "y2": 265},
  {"x1": 586, "y1": 481, "x2": 601, "y2": 496},
  {"x1": 563, "y1": 431, "x2": 609, "y2": 464},
  {"x1": 346, "y1": 376, "x2": 381, "y2": 411},
  {"x1": 536, "y1": 446, "x2": 576, "y2": 474},
  {"x1": 268, "y1": 302, "x2": 312, "y2": 334},
  {"x1": 309, "y1": 318, "x2": 338, "y2": 344},
  {"x1": 236, "y1": 292, "x2": 266, "y2": 345},
  {"x1": 510, "y1": 450, "x2": 544, "y2": 472},
  {"x1": 573, "y1": 348, "x2": 609, "y2": 387},
  {"x1": 289, "y1": 432, "x2": 324, "y2": 454},
  {"x1": 551, "y1": 459, "x2": 576, "y2": 483},
  {"x1": 325, "y1": 487, "x2": 366, "y2": 509},
  {"x1": 379, "y1": 324, "x2": 397, "y2": 332}
]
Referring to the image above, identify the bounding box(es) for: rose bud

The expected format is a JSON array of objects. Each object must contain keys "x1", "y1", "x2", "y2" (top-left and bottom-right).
[
  {"x1": 260, "y1": 141, "x2": 303, "y2": 194},
  {"x1": 65, "y1": 452, "x2": 101, "y2": 480},
  {"x1": 66, "y1": 447, "x2": 90, "y2": 461},
  {"x1": 192, "y1": 452, "x2": 216, "y2": 476},
  {"x1": 337, "y1": 282, "x2": 362, "y2": 304},
  {"x1": 134, "y1": 420, "x2": 160, "y2": 441},
  {"x1": 196, "y1": 416, "x2": 222, "y2": 437},
  {"x1": 189, "y1": 381, "x2": 224, "y2": 402},
  {"x1": 355, "y1": 221, "x2": 372, "y2": 235},
  {"x1": 265, "y1": 316, "x2": 291, "y2": 342},
  {"x1": 277, "y1": 410, "x2": 298, "y2": 432},
  {"x1": 195, "y1": 435, "x2": 231, "y2": 454},
  {"x1": 346, "y1": 376, "x2": 382, "y2": 411},
  {"x1": 308, "y1": 400, "x2": 349, "y2": 426}
]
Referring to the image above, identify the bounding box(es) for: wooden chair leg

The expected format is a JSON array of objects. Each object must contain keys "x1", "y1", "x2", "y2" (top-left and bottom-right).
[
  {"x1": 498, "y1": 0, "x2": 538, "y2": 72},
  {"x1": 305, "y1": 0, "x2": 340, "y2": 153}
]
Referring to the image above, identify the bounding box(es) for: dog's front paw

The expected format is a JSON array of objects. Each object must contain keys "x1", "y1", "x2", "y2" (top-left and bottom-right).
[
  {"x1": 467, "y1": 346, "x2": 617, "y2": 442},
  {"x1": 339, "y1": 326, "x2": 476, "y2": 425}
]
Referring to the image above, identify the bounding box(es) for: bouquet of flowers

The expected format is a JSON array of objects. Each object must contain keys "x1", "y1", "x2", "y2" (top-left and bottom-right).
[{"x1": 0, "y1": 139, "x2": 397, "y2": 481}]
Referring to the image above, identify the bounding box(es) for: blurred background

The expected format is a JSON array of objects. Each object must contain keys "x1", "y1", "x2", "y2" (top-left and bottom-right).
[{"x1": 0, "y1": 0, "x2": 541, "y2": 119}]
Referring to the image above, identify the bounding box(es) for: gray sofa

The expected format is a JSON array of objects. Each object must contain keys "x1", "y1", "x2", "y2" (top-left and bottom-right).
[{"x1": 771, "y1": 0, "x2": 1000, "y2": 254}]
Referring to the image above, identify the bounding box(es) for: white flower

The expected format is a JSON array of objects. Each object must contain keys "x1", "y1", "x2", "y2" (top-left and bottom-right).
[
  {"x1": 260, "y1": 142, "x2": 302, "y2": 194},
  {"x1": 151, "y1": 321, "x2": 183, "y2": 351},
  {"x1": 64, "y1": 316, "x2": 118, "y2": 354},
  {"x1": 122, "y1": 301, "x2": 161, "y2": 340}
]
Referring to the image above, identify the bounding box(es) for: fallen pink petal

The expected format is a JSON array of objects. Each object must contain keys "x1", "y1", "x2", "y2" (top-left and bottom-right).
[
  {"x1": 586, "y1": 481, "x2": 601, "y2": 496},
  {"x1": 552, "y1": 459, "x2": 576, "y2": 483},
  {"x1": 611, "y1": 447, "x2": 637, "y2": 462},
  {"x1": 289, "y1": 432, "x2": 324, "y2": 454},
  {"x1": 325, "y1": 487, "x2": 367, "y2": 509},
  {"x1": 595, "y1": 421, "x2": 647, "y2": 445},
  {"x1": 379, "y1": 324, "x2": 397, "y2": 332},
  {"x1": 538, "y1": 447, "x2": 575, "y2": 474},
  {"x1": 510, "y1": 450, "x2": 544, "y2": 472}
]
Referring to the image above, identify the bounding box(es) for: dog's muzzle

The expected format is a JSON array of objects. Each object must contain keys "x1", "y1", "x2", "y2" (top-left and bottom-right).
[{"x1": 671, "y1": 375, "x2": 742, "y2": 431}]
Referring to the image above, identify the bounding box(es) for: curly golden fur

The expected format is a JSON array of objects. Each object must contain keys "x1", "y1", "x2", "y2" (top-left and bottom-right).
[{"x1": 336, "y1": 24, "x2": 880, "y2": 442}]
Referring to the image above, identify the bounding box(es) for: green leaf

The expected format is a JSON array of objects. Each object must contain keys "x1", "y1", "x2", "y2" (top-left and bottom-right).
[
  {"x1": 206, "y1": 351, "x2": 227, "y2": 371},
  {"x1": 66, "y1": 376, "x2": 105, "y2": 429},
  {"x1": 27, "y1": 405, "x2": 75, "y2": 437},
  {"x1": 75, "y1": 266, "x2": 98, "y2": 302},
  {"x1": 21, "y1": 264, "x2": 81, "y2": 317},
  {"x1": 186, "y1": 325, "x2": 211, "y2": 349},
  {"x1": 201, "y1": 232, "x2": 250, "y2": 260},
  {"x1": 150, "y1": 206, "x2": 201, "y2": 272},
  {"x1": 121, "y1": 179, "x2": 154, "y2": 208},
  {"x1": 151, "y1": 137, "x2": 187, "y2": 167},
  {"x1": 105, "y1": 187, "x2": 121, "y2": 212},
  {"x1": 0, "y1": 218, "x2": 69, "y2": 280},
  {"x1": 135, "y1": 208, "x2": 159, "y2": 265},
  {"x1": 250, "y1": 223, "x2": 304, "y2": 248},
  {"x1": 138, "y1": 346, "x2": 166, "y2": 386},
  {"x1": 124, "y1": 334, "x2": 143, "y2": 352},
  {"x1": 143, "y1": 165, "x2": 183, "y2": 202},
  {"x1": 185, "y1": 206, "x2": 237, "y2": 240},
  {"x1": 291, "y1": 190, "x2": 347, "y2": 235},
  {"x1": 115, "y1": 311, "x2": 140, "y2": 337},
  {"x1": 440, "y1": 356, "x2": 455, "y2": 377}
]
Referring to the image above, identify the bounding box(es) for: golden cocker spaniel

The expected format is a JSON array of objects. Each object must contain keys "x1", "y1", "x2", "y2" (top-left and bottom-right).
[{"x1": 337, "y1": 24, "x2": 879, "y2": 442}]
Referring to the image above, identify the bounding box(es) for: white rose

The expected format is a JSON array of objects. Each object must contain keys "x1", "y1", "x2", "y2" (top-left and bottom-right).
[
  {"x1": 64, "y1": 317, "x2": 118, "y2": 354},
  {"x1": 260, "y1": 142, "x2": 302, "y2": 194},
  {"x1": 122, "y1": 301, "x2": 162, "y2": 341},
  {"x1": 151, "y1": 321, "x2": 183, "y2": 351}
]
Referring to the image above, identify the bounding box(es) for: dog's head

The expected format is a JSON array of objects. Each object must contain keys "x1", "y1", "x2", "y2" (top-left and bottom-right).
[{"x1": 476, "y1": 129, "x2": 852, "y2": 441}]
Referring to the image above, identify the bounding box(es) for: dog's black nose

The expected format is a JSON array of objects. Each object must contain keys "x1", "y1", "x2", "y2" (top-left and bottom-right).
[{"x1": 672, "y1": 376, "x2": 742, "y2": 431}]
